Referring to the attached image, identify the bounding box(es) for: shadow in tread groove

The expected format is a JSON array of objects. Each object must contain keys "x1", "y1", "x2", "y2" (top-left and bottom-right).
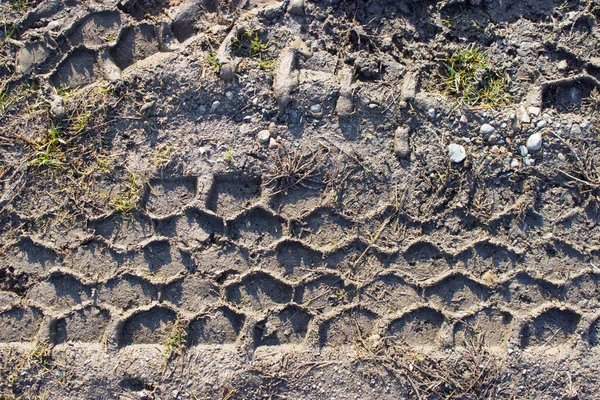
[
  {"x1": 156, "y1": 209, "x2": 224, "y2": 245},
  {"x1": 275, "y1": 241, "x2": 324, "y2": 279},
  {"x1": 387, "y1": 307, "x2": 445, "y2": 352},
  {"x1": 254, "y1": 305, "x2": 311, "y2": 346},
  {"x1": 120, "y1": 306, "x2": 177, "y2": 346},
  {"x1": 0, "y1": 307, "x2": 43, "y2": 342},
  {"x1": 319, "y1": 308, "x2": 377, "y2": 347},
  {"x1": 67, "y1": 11, "x2": 123, "y2": 49},
  {"x1": 49, "y1": 48, "x2": 101, "y2": 88},
  {"x1": 454, "y1": 308, "x2": 514, "y2": 350},
  {"x1": 295, "y1": 274, "x2": 355, "y2": 314},
  {"x1": 230, "y1": 208, "x2": 284, "y2": 248},
  {"x1": 98, "y1": 274, "x2": 158, "y2": 311},
  {"x1": 145, "y1": 176, "x2": 197, "y2": 216},
  {"x1": 207, "y1": 175, "x2": 262, "y2": 216},
  {"x1": 359, "y1": 275, "x2": 419, "y2": 316},
  {"x1": 425, "y1": 274, "x2": 490, "y2": 312},
  {"x1": 54, "y1": 306, "x2": 111, "y2": 344},
  {"x1": 225, "y1": 272, "x2": 293, "y2": 310},
  {"x1": 162, "y1": 277, "x2": 220, "y2": 312},
  {"x1": 520, "y1": 308, "x2": 580, "y2": 348},
  {"x1": 188, "y1": 307, "x2": 245, "y2": 345}
]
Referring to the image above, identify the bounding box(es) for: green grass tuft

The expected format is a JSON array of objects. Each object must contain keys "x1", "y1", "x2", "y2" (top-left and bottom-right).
[{"x1": 441, "y1": 44, "x2": 511, "y2": 107}]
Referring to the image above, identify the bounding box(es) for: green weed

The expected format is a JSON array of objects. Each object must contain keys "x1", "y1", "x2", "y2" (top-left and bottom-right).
[
  {"x1": 207, "y1": 52, "x2": 222, "y2": 72},
  {"x1": 109, "y1": 173, "x2": 142, "y2": 212},
  {"x1": 232, "y1": 30, "x2": 269, "y2": 58},
  {"x1": 224, "y1": 147, "x2": 234, "y2": 162},
  {"x1": 33, "y1": 126, "x2": 67, "y2": 169},
  {"x1": 441, "y1": 44, "x2": 511, "y2": 107},
  {"x1": 164, "y1": 319, "x2": 187, "y2": 359}
]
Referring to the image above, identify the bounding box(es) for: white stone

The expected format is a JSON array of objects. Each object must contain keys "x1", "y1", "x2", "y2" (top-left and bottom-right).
[
  {"x1": 558, "y1": 153, "x2": 566, "y2": 161},
  {"x1": 428, "y1": 108, "x2": 436, "y2": 119},
  {"x1": 310, "y1": 104, "x2": 322, "y2": 113},
  {"x1": 460, "y1": 114, "x2": 468, "y2": 123},
  {"x1": 448, "y1": 143, "x2": 466, "y2": 163},
  {"x1": 480, "y1": 123, "x2": 495, "y2": 135},
  {"x1": 581, "y1": 120, "x2": 591, "y2": 129},
  {"x1": 528, "y1": 106, "x2": 541, "y2": 116},
  {"x1": 570, "y1": 124, "x2": 582, "y2": 135},
  {"x1": 557, "y1": 60, "x2": 569, "y2": 71},
  {"x1": 523, "y1": 157, "x2": 535, "y2": 167},
  {"x1": 252, "y1": 97, "x2": 259, "y2": 106},
  {"x1": 521, "y1": 111, "x2": 531, "y2": 124},
  {"x1": 510, "y1": 158, "x2": 521, "y2": 169},
  {"x1": 526, "y1": 133, "x2": 542, "y2": 151},
  {"x1": 211, "y1": 101, "x2": 220, "y2": 112},
  {"x1": 536, "y1": 120, "x2": 547, "y2": 128},
  {"x1": 225, "y1": 91, "x2": 234, "y2": 100}
]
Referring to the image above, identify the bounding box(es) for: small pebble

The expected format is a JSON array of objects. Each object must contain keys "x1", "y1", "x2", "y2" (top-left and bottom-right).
[
  {"x1": 368, "y1": 103, "x2": 378, "y2": 109},
  {"x1": 528, "y1": 106, "x2": 541, "y2": 116},
  {"x1": 518, "y1": 145, "x2": 528, "y2": 157},
  {"x1": 480, "y1": 123, "x2": 495, "y2": 135},
  {"x1": 536, "y1": 120, "x2": 547, "y2": 129},
  {"x1": 428, "y1": 108, "x2": 436, "y2": 119},
  {"x1": 570, "y1": 124, "x2": 582, "y2": 135},
  {"x1": 225, "y1": 91, "x2": 234, "y2": 100},
  {"x1": 211, "y1": 101, "x2": 220, "y2": 112},
  {"x1": 557, "y1": 60, "x2": 569, "y2": 71},
  {"x1": 510, "y1": 158, "x2": 521, "y2": 169},
  {"x1": 197, "y1": 105, "x2": 206, "y2": 113},
  {"x1": 581, "y1": 120, "x2": 591, "y2": 129},
  {"x1": 268, "y1": 137, "x2": 280, "y2": 149},
  {"x1": 487, "y1": 134, "x2": 498, "y2": 143},
  {"x1": 558, "y1": 153, "x2": 566, "y2": 161},
  {"x1": 257, "y1": 130, "x2": 270, "y2": 144},
  {"x1": 526, "y1": 133, "x2": 543, "y2": 151},
  {"x1": 448, "y1": 143, "x2": 466, "y2": 163},
  {"x1": 310, "y1": 104, "x2": 322, "y2": 113},
  {"x1": 252, "y1": 97, "x2": 259, "y2": 106},
  {"x1": 521, "y1": 111, "x2": 531, "y2": 124},
  {"x1": 460, "y1": 114, "x2": 468, "y2": 123},
  {"x1": 523, "y1": 157, "x2": 535, "y2": 167}
]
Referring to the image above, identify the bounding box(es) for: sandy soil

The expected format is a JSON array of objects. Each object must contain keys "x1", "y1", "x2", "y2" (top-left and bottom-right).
[{"x1": 1, "y1": 0, "x2": 600, "y2": 398}]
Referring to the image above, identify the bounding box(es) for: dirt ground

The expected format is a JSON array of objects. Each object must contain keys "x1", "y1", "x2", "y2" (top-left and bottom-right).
[{"x1": 1, "y1": 0, "x2": 600, "y2": 398}]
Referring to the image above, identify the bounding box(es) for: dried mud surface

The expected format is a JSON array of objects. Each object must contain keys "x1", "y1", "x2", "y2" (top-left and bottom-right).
[{"x1": 1, "y1": 0, "x2": 600, "y2": 398}]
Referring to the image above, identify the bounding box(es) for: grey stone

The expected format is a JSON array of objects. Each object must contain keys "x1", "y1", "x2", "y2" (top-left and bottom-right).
[
  {"x1": 257, "y1": 130, "x2": 270, "y2": 144},
  {"x1": 480, "y1": 123, "x2": 495, "y2": 135},
  {"x1": 521, "y1": 111, "x2": 531, "y2": 124},
  {"x1": 448, "y1": 144, "x2": 466, "y2": 163},
  {"x1": 518, "y1": 145, "x2": 528, "y2": 157},
  {"x1": 536, "y1": 120, "x2": 547, "y2": 129},
  {"x1": 273, "y1": 46, "x2": 299, "y2": 113},
  {"x1": 570, "y1": 124, "x2": 582, "y2": 135},
  {"x1": 287, "y1": 0, "x2": 304, "y2": 16},
  {"x1": 401, "y1": 71, "x2": 418, "y2": 103},
  {"x1": 310, "y1": 104, "x2": 322, "y2": 113},
  {"x1": 394, "y1": 126, "x2": 411, "y2": 159},
  {"x1": 50, "y1": 95, "x2": 65, "y2": 119},
  {"x1": 211, "y1": 101, "x2": 220, "y2": 112}
]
